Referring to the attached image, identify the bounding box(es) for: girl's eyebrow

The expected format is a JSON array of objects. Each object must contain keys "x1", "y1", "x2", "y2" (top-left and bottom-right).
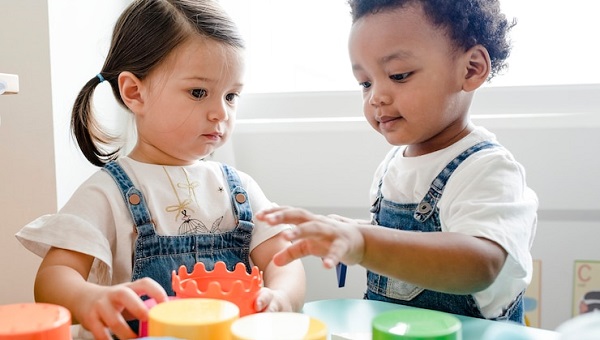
[
  {"x1": 184, "y1": 76, "x2": 212, "y2": 82},
  {"x1": 183, "y1": 76, "x2": 244, "y2": 89}
]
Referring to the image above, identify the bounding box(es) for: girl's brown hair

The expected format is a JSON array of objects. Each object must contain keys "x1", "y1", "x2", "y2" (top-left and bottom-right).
[{"x1": 71, "y1": 0, "x2": 244, "y2": 166}]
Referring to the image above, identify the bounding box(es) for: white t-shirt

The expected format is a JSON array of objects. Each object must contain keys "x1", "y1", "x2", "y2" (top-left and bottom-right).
[
  {"x1": 370, "y1": 126, "x2": 538, "y2": 319},
  {"x1": 16, "y1": 157, "x2": 289, "y2": 287}
]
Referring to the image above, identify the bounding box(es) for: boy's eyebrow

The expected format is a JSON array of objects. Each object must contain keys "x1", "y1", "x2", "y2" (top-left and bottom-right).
[
  {"x1": 352, "y1": 50, "x2": 415, "y2": 71},
  {"x1": 380, "y1": 50, "x2": 414, "y2": 64}
]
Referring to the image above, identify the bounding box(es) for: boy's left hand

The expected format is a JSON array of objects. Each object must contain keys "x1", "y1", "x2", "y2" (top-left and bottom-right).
[{"x1": 256, "y1": 206, "x2": 365, "y2": 269}]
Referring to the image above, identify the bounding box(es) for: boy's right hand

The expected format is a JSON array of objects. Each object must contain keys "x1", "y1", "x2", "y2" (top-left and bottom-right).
[
  {"x1": 75, "y1": 277, "x2": 168, "y2": 340},
  {"x1": 256, "y1": 206, "x2": 365, "y2": 269}
]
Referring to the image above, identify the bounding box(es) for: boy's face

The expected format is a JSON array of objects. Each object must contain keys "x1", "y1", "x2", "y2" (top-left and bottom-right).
[{"x1": 349, "y1": 4, "x2": 474, "y2": 156}]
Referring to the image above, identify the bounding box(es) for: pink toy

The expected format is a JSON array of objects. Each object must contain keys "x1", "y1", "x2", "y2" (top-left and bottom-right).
[
  {"x1": 172, "y1": 261, "x2": 263, "y2": 317},
  {"x1": 139, "y1": 296, "x2": 180, "y2": 337}
]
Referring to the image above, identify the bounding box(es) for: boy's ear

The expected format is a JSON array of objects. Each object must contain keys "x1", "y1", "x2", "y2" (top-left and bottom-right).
[
  {"x1": 462, "y1": 45, "x2": 491, "y2": 92},
  {"x1": 118, "y1": 71, "x2": 144, "y2": 111}
]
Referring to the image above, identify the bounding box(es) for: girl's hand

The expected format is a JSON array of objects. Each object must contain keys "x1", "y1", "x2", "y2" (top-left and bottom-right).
[
  {"x1": 254, "y1": 287, "x2": 293, "y2": 313},
  {"x1": 256, "y1": 206, "x2": 366, "y2": 269},
  {"x1": 75, "y1": 277, "x2": 168, "y2": 340}
]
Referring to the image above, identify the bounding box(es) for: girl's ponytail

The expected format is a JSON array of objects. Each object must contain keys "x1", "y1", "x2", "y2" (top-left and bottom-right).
[{"x1": 70, "y1": 74, "x2": 119, "y2": 167}]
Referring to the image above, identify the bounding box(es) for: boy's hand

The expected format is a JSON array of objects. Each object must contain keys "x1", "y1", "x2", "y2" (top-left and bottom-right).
[
  {"x1": 256, "y1": 206, "x2": 365, "y2": 269},
  {"x1": 75, "y1": 277, "x2": 168, "y2": 340}
]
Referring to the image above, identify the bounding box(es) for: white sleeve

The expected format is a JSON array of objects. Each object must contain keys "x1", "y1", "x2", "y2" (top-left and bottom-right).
[
  {"x1": 15, "y1": 170, "x2": 131, "y2": 284},
  {"x1": 236, "y1": 170, "x2": 291, "y2": 251},
  {"x1": 439, "y1": 149, "x2": 538, "y2": 266}
]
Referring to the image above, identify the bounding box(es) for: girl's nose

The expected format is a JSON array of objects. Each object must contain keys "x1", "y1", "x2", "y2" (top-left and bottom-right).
[{"x1": 207, "y1": 101, "x2": 229, "y2": 121}]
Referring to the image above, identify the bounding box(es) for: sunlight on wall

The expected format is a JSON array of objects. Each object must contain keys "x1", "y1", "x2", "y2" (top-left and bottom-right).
[{"x1": 221, "y1": 0, "x2": 600, "y2": 93}]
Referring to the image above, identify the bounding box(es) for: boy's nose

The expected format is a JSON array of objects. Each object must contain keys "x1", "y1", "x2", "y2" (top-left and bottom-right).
[{"x1": 368, "y1": 87, "x2": 392, "y2": 107}]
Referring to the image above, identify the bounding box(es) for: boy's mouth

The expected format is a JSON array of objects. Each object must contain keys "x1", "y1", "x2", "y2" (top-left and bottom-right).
[{"x1": 377, "y1": 115, "x2": 402, "y2": 124}]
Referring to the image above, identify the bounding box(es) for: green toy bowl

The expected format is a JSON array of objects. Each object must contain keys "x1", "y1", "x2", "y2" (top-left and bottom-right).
[{"x1": 372, "y1": 309, "x2": 462, "y2": 340}]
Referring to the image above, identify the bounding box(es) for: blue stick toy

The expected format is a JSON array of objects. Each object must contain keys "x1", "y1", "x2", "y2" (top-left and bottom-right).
[{"x1": 336, "y1": 263, "x2": 347, "y2": 288}]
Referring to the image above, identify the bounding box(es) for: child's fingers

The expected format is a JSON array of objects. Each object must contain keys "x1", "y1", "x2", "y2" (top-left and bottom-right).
[
  {"x1": 99, "y1": 307, "x2": 136, "y2": 340},
  {"x1": 119, "y1": 278, "x2": 168, "y2": 323},
  {"x1": 272, "y1": 240, "x2": 319, "y2": 266},
  {"x1": 257, "y1": 207, "x2": 317, "y2": 225},
  {"x1": 254, "y1": 288, "x2": 273, "y2": 312},
  {"x1": 273, "y1": 235, "x2": 337, "y2": 267},
  {"x1": 286, "y1": 221, "x2": 354, "y2": 267},
  {"x1": 85, "y1": 315, "x2": 113, "y2": 340},
  {"x1": 85, "y1": 290, "x2": 137, "y2": 340},
  {"x1": 128, "y1": 277, "x2": 169, "y2": 303},
  {"x1": 256, "y1": 205, "x2": 287, "y2": 217}
]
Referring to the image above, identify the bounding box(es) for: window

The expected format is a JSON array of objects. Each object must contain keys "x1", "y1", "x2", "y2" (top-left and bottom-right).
[{"x1": 221, "y1": 0, "x2": 600, "y2": 93}]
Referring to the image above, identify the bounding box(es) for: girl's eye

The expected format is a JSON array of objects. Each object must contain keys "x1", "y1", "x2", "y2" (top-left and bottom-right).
[
  {"x1": 225, "y1": 93, "x2": 239, "y2": 103},
  {"x1": 359, "y1": 81, "x2": 372, "y2": 89},
  {"x1": 190, "y1": 88, "x2": 207, "y2": 99},
  {"x1": 390, "y1": 72, "x2": 411, "y2": 82}
]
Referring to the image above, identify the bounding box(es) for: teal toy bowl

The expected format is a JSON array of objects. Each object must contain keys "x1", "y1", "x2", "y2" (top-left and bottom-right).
[{"x1": 372, "y1": 309, "x2": 462, "y2": 340}]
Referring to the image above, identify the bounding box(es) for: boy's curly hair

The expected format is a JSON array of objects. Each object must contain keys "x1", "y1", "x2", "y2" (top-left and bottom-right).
[{"x1": 348, "y1": 0, "x2": 516, "y2": 79}]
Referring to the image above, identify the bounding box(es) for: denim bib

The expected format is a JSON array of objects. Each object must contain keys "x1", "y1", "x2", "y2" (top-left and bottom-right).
[
  {"x1": 367, "y1": 141, "x2": 524, "y2": 323},
  {"x1": 103, "y1": 161, "x2": 254, "y2": 296}
]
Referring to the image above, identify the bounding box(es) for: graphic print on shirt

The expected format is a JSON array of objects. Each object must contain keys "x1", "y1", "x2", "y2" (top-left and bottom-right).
[
  {"x1": 163, "y1": 166, "x2": 224, "y2": 235},
  {"x1": 178, "y1": 210, "x2": 224, "y2": 234}
]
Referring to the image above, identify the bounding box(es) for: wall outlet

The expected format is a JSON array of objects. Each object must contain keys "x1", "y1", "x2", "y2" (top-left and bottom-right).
[{"x1": 0, "y1": 73, "x2": 19, "y2": 95}]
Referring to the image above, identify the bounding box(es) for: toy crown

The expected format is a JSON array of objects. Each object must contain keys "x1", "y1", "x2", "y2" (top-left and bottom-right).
[{"x1": 172, "y1": 261, "x2": 263, "y2": 316}]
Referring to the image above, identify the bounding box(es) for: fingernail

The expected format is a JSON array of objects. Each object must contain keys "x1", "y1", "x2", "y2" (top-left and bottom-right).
[
  {"x1": 267, "y1": 214, "x2": 281, "y2": 223},
  {"x1": 283, "y1": 229, "x2": 297, "y2": 239},
  {"x1": 323, "y1": 258, "x2": 336, "y2": 268}
]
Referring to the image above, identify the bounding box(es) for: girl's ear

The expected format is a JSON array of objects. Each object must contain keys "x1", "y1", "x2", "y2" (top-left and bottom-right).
[
  {"x1": 119, "y1": 71, "x2": 144, "y2": 112},
  {"x1": 462, "y1": 44, "x2": 491, "y2": 92}
]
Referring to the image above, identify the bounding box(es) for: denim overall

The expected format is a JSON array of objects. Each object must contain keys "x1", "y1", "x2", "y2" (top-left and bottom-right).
[
  {"x1": 366, "y1": 141, "x2": 524, "y2": 323},
  {"x1": 103, "y1": 161, "x2": 254, "y2": 332}
]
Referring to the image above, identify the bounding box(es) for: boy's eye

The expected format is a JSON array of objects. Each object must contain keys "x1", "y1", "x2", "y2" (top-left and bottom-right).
[
  {"x1": 390, "y1": 72, "x2": 410, "y2": 82},
  {"x1": 190, "y1": 88, "x2": 207, "y2": 99},
  {"x1": 225, "y1": 93, "x2": 239, "y2": 103},
  {"x1": 359, "y1": 81, "x2": 372, "y2": 89}
]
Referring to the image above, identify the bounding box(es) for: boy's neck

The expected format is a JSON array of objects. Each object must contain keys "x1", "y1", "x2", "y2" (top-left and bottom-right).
[{"x1": 404, "y1": 122, "x2": 474, "y2": 157}]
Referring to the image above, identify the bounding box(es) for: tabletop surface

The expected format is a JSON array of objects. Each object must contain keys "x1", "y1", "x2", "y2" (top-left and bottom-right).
[{"x1": 302, "y1": 299, "x2": 560, "y2": 340}]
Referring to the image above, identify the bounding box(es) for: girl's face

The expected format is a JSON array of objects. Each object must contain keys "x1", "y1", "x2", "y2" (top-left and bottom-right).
[
  {"x1": 349, "y1": 4, "x2": 474, "y2": 156},
  {"x1": 130, "y1": 36, "x2": 244, "y2": 165}
]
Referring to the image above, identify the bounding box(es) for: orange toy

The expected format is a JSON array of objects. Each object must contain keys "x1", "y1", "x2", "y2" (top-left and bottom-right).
[
  {"x1": 172, "y1": 261, "x2": 263, "y2": 316},
  {"x1": 0, "y1": 303, "x2": 71, "y2": 340}
]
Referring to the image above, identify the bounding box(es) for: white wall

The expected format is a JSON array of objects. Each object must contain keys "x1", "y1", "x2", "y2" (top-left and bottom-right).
[
  {"x1": 0, "y1": 0, "x2": 127, "y2": 304},
  {"x1": 48, "y1": 1, "x2": 131, "y2": 209},
  {"x1": 0, "y1": 0, "x2": 55, "y2": 304}
]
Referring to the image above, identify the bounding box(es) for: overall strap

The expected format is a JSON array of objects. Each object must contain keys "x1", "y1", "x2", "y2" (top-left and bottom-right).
[
  {"x1": 414, "y1": 141, "x2": 498, "y2": 222},
  {"x1": 102, "y1": 161, "x2": 154, "y2": 236},
  {"x1": 220, "y1": 164, "x2": 252, "y2": 223}
]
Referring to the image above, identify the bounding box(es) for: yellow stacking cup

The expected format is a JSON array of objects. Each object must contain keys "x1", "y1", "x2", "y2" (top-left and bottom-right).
[
  {"x1": 0, "y1": 303, "x2": 71, "y2": 340},
  {"x1": 230, "y1": 312, "x2": 328, "y2": 340},
  {"x1": 148, "y1": 298, "x2": 239, "y2": 340}
]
